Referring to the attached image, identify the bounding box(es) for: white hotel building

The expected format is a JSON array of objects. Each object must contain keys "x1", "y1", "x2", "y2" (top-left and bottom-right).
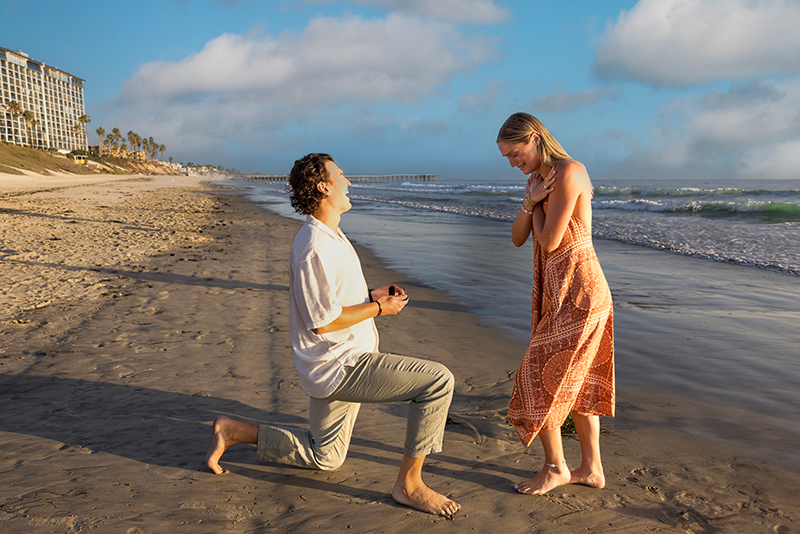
[{"x1": 1, "y1": 46, "x2": 86, "y2": 151}]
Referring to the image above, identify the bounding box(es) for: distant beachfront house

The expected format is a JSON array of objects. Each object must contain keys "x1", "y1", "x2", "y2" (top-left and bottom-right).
[{"x1": 0, "y1": 46, "x2": 86, "y2": 151}]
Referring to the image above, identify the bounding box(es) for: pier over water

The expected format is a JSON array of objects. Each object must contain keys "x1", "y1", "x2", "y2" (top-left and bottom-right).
[{"x1": 238, "y1": 173, "x2": 435, "y2": 183}]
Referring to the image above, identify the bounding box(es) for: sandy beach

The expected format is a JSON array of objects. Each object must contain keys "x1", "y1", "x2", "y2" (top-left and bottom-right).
[{"x1": 2, "y1": 173, "x2": 799, "y2": 533}]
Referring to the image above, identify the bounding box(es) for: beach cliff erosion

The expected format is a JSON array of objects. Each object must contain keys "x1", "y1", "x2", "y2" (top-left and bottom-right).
[{"x1": 238, "y1": 172, "x2": 435, "y2": 183}]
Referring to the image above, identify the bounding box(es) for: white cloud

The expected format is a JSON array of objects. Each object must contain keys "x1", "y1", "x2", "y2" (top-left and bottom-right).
[
  {"x1": 744, "y1": 139, "x2": 800, "y2": 177},
  {"x1": 112, "y1": 12, "x2": 500, "y2": 167},
  {"x1": 599, "y1": 78, "x2": 800, "y2": 179},
  {"x1": 306, "y1": 0, "x2": 511, "y2": 24},
  {"x1": 690, "y1": 80, "x2": 800, "y2": 148},
  {"x1": 121, "y1": 14, "x2": 496, "y2": 106},
  {"x1": 457, "y1": 80, "x2": 501, "y2": 114},
  {"x1": 594, "y1": 0, "x2": 800, "y2": 86},
  {"x1": 532, "y1": 88, "x2": 617, "y2": 112}
]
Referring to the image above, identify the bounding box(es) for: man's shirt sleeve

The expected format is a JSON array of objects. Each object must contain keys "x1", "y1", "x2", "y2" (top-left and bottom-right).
[{"x1": 292, "y1": 252, "x2": 343, "y2": 331}]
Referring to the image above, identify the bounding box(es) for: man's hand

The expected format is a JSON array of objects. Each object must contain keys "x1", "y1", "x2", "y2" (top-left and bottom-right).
[
  {"x1": 313, "y1": 283, "x2": 409, "y2": 334},
  {"x1": 373, "y1": 283, "x2": 408, "y2": 316},
  {"x1": 371, "y1": 283, "x2": 407, "y2": 301}
]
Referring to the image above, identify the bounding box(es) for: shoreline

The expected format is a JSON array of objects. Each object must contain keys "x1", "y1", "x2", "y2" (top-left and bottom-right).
[
  {"x1": 243, "y1": 180, "x2": 800, "y2": 467},
  {"x1": 1, "y1": 175, "x2": 799, "y2": 532}
]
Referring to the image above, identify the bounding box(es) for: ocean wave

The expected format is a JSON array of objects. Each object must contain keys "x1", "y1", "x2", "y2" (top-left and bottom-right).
[
  {"x1": 595, "y1": 199, "x2": 800, "y2": 222},
  {"x1": 247, "y1": 179, "x2": 800, "y2": 276},
  {"x1": 594, "y1": 185, "x2": 800, "y2": 198},
  {"x1": 352, "y1": 182, "x2": 524, "y2": 196}
]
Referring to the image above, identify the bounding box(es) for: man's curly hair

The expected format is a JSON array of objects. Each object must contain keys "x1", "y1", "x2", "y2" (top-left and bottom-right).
[{"x1": 287, "y1": 153, "x2": 334, "y2": 215}]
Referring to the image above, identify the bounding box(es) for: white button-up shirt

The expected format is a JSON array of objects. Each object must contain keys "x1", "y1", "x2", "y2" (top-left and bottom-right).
[{"x1": 289, "y1": 215, "x2": 379, "y2": 398}]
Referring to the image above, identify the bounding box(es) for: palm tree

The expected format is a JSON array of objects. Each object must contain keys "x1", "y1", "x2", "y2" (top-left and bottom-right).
[
  {"x1": 6, "y1": 101, "x2": 23, "y2": 145},
  {"x1": 72, "y1": 122, "x2": 84, "y2": 150},
  {"x1": 96, "y1": 127, "x2": 105, "y2": 155},
  {"x1": 140, "y1": 137, "x2": 149, "y2": 161},
  {"x1": 22, "y1": 110, "x2": 35, "y2": 147},
  {"x1": 160, "y1": 144, "x2": 166, "y2": 161},
  {"x1": 30, "y1": 118, "x2": 39, "y2": 148},
  {"x1": 111, "y1": 128, "x2": 122, "y2": 156},
  {"x1": 78, "y1": 114, "x2": 90, "y2": 151},
  {"x1": 127, "y1": 130, "x2": 135, "y2": 155}
]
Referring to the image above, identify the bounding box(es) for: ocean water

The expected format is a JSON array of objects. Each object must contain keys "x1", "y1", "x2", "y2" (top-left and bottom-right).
[{"x1": 233, "y1": 176, "x2": 800, "y2": 341}]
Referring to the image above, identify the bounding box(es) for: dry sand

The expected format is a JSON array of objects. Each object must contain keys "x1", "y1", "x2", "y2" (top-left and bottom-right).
[{"x1": 1, "y1": 173, "x2": 799, "y2": 533}]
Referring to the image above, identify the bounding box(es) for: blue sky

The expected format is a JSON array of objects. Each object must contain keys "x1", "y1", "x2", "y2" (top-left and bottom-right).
[{"x1": 3, "y1": 0, "x2": 799, "y2": 181}]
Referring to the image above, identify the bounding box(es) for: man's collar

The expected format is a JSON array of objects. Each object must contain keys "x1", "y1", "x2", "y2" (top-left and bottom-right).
[{"x1": 306, "y1": 214, "x2": 343, "y2": 240}]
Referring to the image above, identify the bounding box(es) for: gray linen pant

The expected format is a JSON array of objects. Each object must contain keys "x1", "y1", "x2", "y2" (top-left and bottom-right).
[{"x1": 256, "y1": 352, "x2": 454, "y2": 471}]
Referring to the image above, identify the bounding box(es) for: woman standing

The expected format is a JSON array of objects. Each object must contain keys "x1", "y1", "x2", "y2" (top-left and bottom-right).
[{"x1": 497, "y1": 112, "x2": 614, "y2": 495}]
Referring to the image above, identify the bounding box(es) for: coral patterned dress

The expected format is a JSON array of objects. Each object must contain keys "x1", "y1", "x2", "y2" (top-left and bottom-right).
[{"x1": 508, "y1": 215, "x2": 615, "y2": 446}]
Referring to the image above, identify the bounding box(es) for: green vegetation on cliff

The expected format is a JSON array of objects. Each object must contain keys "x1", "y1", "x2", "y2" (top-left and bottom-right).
[{"x1": 0, "y1": 142, "x2": 183, "y2": 177}]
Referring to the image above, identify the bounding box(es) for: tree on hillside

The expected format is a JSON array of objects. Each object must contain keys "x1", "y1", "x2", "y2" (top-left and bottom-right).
[
  {"x1": 30, "y1": 117, "x2": 39, "y2": 148},
  {"x1": 72, "y1": 122, "x2": 84, "y2": 151},
  {"x1": 6, "y1": 101, "x2": 23, "y2": 145},
  {"x1": 104, "y1": 133, "x2": 115, "y2": 155},
  {"x1": 112, "y1": 128, "x2": 122, "y2": 156},
  {"x1": 140, "y1": 137, "x2": 149, "y2": 161},
  {"x1": 126, "y1": 131, "x2": 136, "y2": 154},
  {"x1": 160, "y1": 144, "x2": 166, "y2": 161},
  {"x1": 96, "y1": 127, "x2": 105, "y2": 155},
  {"x1": 22, "y1": 110, "x2": 36, "y2": 147},
  {"x1": 78, "y1": 114, "x2": 90, "y2": 151}
]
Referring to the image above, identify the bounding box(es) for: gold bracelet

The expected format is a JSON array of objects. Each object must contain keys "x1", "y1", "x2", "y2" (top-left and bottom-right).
[{"x1": 525, "y1": 193, "x2": 535, "y2": 205}]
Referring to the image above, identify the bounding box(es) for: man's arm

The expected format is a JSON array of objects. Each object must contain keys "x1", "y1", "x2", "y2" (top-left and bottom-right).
[
  {"x1": 312, "y1": 284, "x2": 409, "y2": 334},
  {"x1": 312, "y1": 302, "x2": 381, "y2": 334}
]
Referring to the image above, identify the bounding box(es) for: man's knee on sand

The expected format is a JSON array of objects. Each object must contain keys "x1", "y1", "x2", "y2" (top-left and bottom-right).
[
  {"x1": 441, "y1": 366, "x2": 455, "y2": 391},
  {"x1": 428, "y1": 361, "x2": 455, "y2": 399},
  {"x1": 314, "y1": 449, "x2": 347, "y2": 471}
]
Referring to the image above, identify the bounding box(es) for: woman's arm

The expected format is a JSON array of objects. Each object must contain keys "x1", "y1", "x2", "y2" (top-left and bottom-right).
[
  {"x1": 531, "y1": 162, "x2": 583, "y2": 253},
  {"x1": 511, "y1": 200, "x2": 534, "y2": 247},
  {"x1": 511, "y1": 171, "x2": 555, "y2": 247}
]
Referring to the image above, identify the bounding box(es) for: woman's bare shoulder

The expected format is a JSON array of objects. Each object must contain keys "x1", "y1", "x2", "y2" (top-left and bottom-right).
[
  {"x1": 555, "y1": 161, "x2": 590, "y2": 188},
  {"x1": 556, "y1": 160, "x2": 587, "y2": 176},
  {"x1": 556, "y1": 161, "x2": 589, "y2": 185}
]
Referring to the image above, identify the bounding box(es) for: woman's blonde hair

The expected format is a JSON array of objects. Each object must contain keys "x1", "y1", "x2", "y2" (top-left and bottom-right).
[{"x1": 496, "y1": 112, "x2": 573, "y2": 167}]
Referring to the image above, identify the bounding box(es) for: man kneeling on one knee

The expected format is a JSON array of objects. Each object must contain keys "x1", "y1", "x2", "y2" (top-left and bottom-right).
[{"x1": 206, "y1": 153, "x2": 460, "y2": 516}]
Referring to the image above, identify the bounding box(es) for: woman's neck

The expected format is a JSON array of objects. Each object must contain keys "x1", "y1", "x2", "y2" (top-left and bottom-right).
[{"x1": 534, "y1": 162, "x2": 553, "y2": 177}]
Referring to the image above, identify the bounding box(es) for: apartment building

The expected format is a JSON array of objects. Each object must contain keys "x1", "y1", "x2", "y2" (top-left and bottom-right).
[{"x1": 0, "y1": 46, "x2": 86, "y2": 151}]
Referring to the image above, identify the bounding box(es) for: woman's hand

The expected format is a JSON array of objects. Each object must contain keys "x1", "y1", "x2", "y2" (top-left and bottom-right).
[{"x1": 524, "y1": 168, "x2": 557, "y2": 206}]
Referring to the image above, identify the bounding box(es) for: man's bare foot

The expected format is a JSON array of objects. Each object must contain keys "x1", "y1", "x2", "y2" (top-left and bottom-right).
[
  {"x1": 570, "y1": 466, "x2": 605, "y2": 488},
  {"x1": 205, "y1": 416, "x2": 235, "y2": 474},
  {"x1": 205, "y1": 416, "x2": 259, "y2": 474},
  {"x1": 392, "y1": 481, "x2": 461, "y2": 516},
  {"x1": 205, "y1": 416, "x2": 261, "y2": 475},
  {"x1": 515, "y1": 462, "x2": 571, "y2": 495}
]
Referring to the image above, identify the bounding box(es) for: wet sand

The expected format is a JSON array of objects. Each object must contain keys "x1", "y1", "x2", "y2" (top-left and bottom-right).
[{"x1": 1, "y1": 173, "x2": 799, "y2": 533}]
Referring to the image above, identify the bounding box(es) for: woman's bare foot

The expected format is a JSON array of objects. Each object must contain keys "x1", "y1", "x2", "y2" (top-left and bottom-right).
[
  {"x1": 515, "y1": 462, "x2": 571, "y2": 495},
  {"x1": 570, "y1": 465, "x2": 605, "y2": 488},
  {"x1": 392, "y1": 480, "x2": 461, "y2": 516},
  {"x1": 205, "y1": 416, "x2": 259, "y2": 475}
]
